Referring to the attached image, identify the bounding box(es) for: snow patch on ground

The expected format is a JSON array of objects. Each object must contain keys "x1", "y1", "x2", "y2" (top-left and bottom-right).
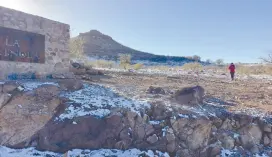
[
  {"x1": 21, "y1": 82, "x2": 59, "y2": 91},
  {"x1": 0, "y1": 146, "x2": 60, "y2": 157},
  {"x1": 0, "y1": 146, "x2": 170, "y2": 157},
  {"x1": 149, "y1": 120, "x2": 163, "y2": 125},
  {"x1": 68, "y1": 148, "x2": 170, "y2": 157},
  {"x1": 57, "y1": 84, "x2": 150, "y2": 120},
  {"x1": 220, "y1": 148, "x2": 270, "y2": 157}
]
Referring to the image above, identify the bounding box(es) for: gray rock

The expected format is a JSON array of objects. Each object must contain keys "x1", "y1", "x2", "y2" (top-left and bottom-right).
[
  {"x1": 2, "y1": 81, "x2": 19, "y2": 93},
  {"x1": 146, "y1": 134, "x2": 158, "y2": 144},
  {"x1": 52, "y1": 72, "x2": 75, "y2": 79},
  {"x1": 174, "y1": 86, "x2": 204, "y2": 105},
  {"x1": 0, "y1": 93, "x2": 12, "y2": 109},
  {"x1": 58, "y1": 79, "x2": 83, "y2": 91},
  {"x1": 166, "y1": 142, "x2": 176, "y2": 153},
  {"x1": 264, "y1": 134, "x2": 270, "y2": 146},
  {"x1": 239, "y1": 124, "x2": 262, "y2": 148},
  {"x1": 263, "y1": 124, "x2": 272, "y2": 132},
  {"x1": 221, "y1": 135, "x2": 235, "y2": 149},
  {"x1": 147, "y1": 86, "x2": 165, "y2": 95}
]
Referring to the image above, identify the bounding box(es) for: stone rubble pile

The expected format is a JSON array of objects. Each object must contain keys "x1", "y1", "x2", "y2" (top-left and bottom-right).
[{"x1": 0, "y1": 81, "x2": 271, "y2": 157}]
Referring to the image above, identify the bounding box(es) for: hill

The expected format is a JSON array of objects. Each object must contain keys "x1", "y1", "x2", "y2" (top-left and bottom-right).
[{"x1": 73, "y1": 30, "x2": 197, "y2": 65}]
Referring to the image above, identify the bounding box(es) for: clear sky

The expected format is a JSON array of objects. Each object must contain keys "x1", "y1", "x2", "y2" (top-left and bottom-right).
[{"x1": 1, "y1": 0, "x2": 271, "y2": 63}]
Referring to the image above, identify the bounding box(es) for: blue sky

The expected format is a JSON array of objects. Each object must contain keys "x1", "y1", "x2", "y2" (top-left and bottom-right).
[{"x1": 2, "y1": 0, "x2": 272, "y2": 63}]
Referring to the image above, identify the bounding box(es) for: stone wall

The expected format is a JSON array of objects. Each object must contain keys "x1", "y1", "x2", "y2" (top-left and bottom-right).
[{"x1": 0, "y1": 6, "x2": 70, "y2": 79}]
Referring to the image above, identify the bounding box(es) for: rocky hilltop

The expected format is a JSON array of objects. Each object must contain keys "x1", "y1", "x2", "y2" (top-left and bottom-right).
[{"x1": 73, "y1": 30, "x2": 196, "y2": 65}]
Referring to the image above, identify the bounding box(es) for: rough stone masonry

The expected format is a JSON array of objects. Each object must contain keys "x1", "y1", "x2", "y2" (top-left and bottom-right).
[{"x1": 0, "y1": 6, "x2": 70, "y2": 79}]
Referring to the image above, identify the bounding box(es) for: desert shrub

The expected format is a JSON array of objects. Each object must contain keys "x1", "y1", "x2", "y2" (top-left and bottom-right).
[
  {"x1": 133, "y1": 63, "x2": 144, "y2": 70},
  {"x1": 69, "y1": 38, "x2": 85, "y2": 61},
  {"x1": 85, "y1": 60, "x2": 114, "y2": 69},
  {"x1": 206, "y1": 59, "x2": 212, "y2": 64},
  {"x1": 149, "y1": 65, "x2": 171, "y2": 71},
  {"x1": 192, "y1": 55, "x2": 201, "y2": 62},
  {"x1": 119, "y1": 54, "x2": 131, "y2": 69},
  {"x1": 215, "y1": 59, "x2": 224, "y2": 66},
  {"x1": 236, "y1": 64, "x2": 272, "y2": 75},
  {"x1": 182, "y1": 62, "x2": 203, "y2": 71},
  {"x1": 260, "y1": 53, "x2": 272, "y2": 63}
]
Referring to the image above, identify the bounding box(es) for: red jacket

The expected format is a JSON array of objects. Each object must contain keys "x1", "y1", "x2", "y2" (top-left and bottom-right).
[{"x1": 229, "y1": 64, "x2": 235, "y2": 73}]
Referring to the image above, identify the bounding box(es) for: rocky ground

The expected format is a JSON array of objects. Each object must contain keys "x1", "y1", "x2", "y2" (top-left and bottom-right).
[
  {"x1": 99, "y1": 70, "x2": 272, "y2": 117},
  {"x1": 0, "y1": 67, "x2": 271, "y2": 157}
]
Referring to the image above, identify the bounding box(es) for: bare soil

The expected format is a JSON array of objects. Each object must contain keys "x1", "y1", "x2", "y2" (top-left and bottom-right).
[{"x1": 94, "y1": 71, "x2": 272, "y2": 115}]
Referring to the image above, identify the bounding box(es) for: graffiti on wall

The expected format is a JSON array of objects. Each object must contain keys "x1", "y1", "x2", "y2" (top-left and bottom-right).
[{"x1": 0, "y1": 26, "x2": 45, "y2": 63}]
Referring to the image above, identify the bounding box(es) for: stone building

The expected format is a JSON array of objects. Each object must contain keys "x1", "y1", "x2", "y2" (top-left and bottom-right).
[{"x1": 0, "y1": 6, "x2": 70, "y2": 79}]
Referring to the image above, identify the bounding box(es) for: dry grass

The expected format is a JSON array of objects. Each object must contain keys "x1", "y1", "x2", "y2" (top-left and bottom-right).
[
  {"x1": 181, "y1": 62, "x2": 203, "y2": 71},
  {"x1": 85, "y1": 60, "x2": 115, "y2": 69},
  {"x1": 133, "y1": 63, "x2": 144, "y2": 70},
  {"x1": 236, "y1": 64, "x2": 272, "y2": 75}
]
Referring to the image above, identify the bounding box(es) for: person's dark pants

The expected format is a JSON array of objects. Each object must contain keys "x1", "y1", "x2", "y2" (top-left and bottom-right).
[{"x1": 230, "y1": 72, "x2": 235, "y2": 80}]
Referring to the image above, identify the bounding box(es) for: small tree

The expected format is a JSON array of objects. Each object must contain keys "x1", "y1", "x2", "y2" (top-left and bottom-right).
[
  {"x1": 192, "y1": 55, "x2": 201, "y2": 62},
  {"x1": 260, "y1": 53, "x2": 272, "y2": 63},
  {"x1": 69, "y1": 38, "x2": 85, "y2": 62},
  {"x1": 215, "y1": 59, "x2": 224, "y2": 66},
  {"x1": 119, "y1": 54, "x2": 131, "y2": 69},
  {"x1": 206, "y1": 59, "x2": 212, "y2": 64}
]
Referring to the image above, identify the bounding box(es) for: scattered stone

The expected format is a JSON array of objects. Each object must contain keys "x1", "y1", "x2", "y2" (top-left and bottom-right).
[
  {"x1": 52, "y1": 72, "x2": 75, "y2": 79},
  {"x1": 147, "y1": 86, "x2": 165, "y2": 95},
  {"x1": 146, "y1": 134, "x2": 158, "y2": 144},
  {"x1": 115, "y1": 139, "x2": 131, "y2": 150},
  {"x1": 166, "y1": 133, "x2": 175, "y2": 142},
  {"x1": 86, "y1": 69, "x2": 104, "y2": 75},
  {"x1": 264, "y1": 134, "x2": 270, "y2": 146},
  {"x1": 263, "y1": 124, "x2": 272, "y2": 132},
  {"x1": 268, "y1": 133, "x2": 272, "y2": 139},
  {"x1": 166, "y1": 142, "x2": 176, "y2": 153},
  {"x1": 239, "y1": 124, "x2": 262, "y2": 148},
  {"x1": 69, "y1": 67, "x2": 86, "y2": 75},
  {"x1": 221, "y1": 135, "x2": 235, "y2": 149},
  {"x1": 135, "y1": 125, "x2": 146, "y2": 140},
  {"x1": 71, "y1": 62, "x2": 84, "y2": 69},
  {"x1": 176, "y1": 149, "x2": 192, "y2": 157},
  {"x1": 221, "y1": 118, "x2": 233, "y2": 130},
  {"x1": 250, "y1": 145, "x2": 259, "y2": 154},
  {"x1": 210, "y1": 145, "x2": 221, "y2": 156}
]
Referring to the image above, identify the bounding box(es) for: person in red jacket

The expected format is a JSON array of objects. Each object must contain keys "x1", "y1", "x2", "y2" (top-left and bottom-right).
[{"x1": 228, "y1": 63, "x2": 235, "y2": 80}]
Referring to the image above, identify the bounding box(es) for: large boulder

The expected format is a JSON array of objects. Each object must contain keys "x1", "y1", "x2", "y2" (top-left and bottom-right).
[
  {"x1": 0, "y1": 85, "x2": 61, "y2": 146},
  {"x1": 35, "y1": 113, "x2": 125, "y2": 152},
  {"x1": 0, "y1": 93, "x2": 12, "y2": 109},
  {"x1": 2, "y1": 81, "x2": 20, "y2": 93},
  {"x1": 174, "y1": 86, "x2": 204, "y2": 105}
]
